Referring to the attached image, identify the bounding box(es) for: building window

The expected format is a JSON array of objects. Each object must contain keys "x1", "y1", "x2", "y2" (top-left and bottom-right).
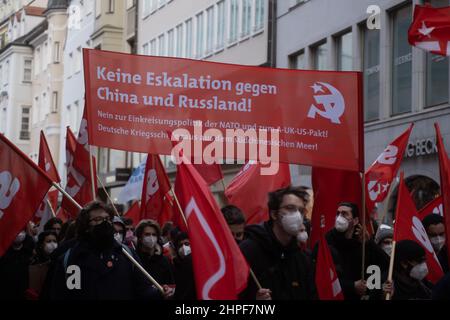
[
  {"x1": 392, "y1": 5, "x2": 412, "y2": 116},
  {"x1": 23, "y1": 59, "x2": 32, "y2": 82},
  {"x1": 158, "y1": 34, "x2": 166, "y2": 56},
  {"x1": 158, "y1": 0, "x2": 166, "y2": 9},
  {"x1": 241, "y1": 0, "x2": 251, "y2": 37},
  {"x1": 290, "y1": 51, "x2": 306, "y2": 69},
  {"x1": 185, "y1": 18, "x2": 193, "y2": 58},
  {"x1": 217, "y1": 0, "x2": 226, "y2": 49},
  {"x1": 107, "y1": 0, "x2": 114, "y2": 13},
  {"x1": 196, "y1": 12, "x2": 204, "y2": 57},
  {"x1": 426, "y1": 0, "x2": 449, "y2": 108},
  {"x1": 254, "y1": 0, "x2": 264, "y2": 31},
  {"x1": 229, "y1": 0, "x2": 239, "y2": 43},
  {"x1": 168, "y1": 29, "x2": 175, "y2": 57},
  {"x1": 95, "y1": 0, "x2": 101, "y2": 17},
  {"x1": 143, "y1": 43, "x2": 149, "y2": 55},
  {"x1": 206, "y1": 6, "x2": 214, "y2": 54},
  {"x1": 336, "y1": 31, "x2": 352, "y2": 71},
  {"x1": 53, "y1": 41, "x2": 60, "y2": 63},
  {"x1": 52, "y1": 92, "x2": 58, "y2": 113},
  {"x1": 312, "y1": 42, "x2": 327, "y2": 70},
  {"x1": 363, "y1": 28, "x2": 380, "y2": 122},
  {"x1": 150, "y1": 39, "x2": 156, "y2": 55},
  {"x1": 20, "y1": 106, "x2": 31, "y2": 140},
  {"x1": 143, "y1": 0, "x2": 151, "y2": 16},
  {"x1": 176, "y1": 24, "x2": 183, "y2": 57}
]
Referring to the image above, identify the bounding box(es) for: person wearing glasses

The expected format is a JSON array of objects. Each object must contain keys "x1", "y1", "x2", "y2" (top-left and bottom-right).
[
  {"x1": 238, "y1": 186, "x2": 317, "y2": 300},
  {"x1": 48, "y1": 201, "x2": 171, "y2": 300}
]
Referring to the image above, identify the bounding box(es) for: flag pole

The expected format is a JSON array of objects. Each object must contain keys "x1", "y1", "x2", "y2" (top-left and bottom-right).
[
  {"x1": 52, "y1": 181, "x2": 165, "y2": 294},
  {"x1": 249, "y1": 268, "x2": 262, "y2": 290},
  {"x1": 89, "y1": 145, "x2": 96, "y2": 200},
  {"x1": 379, "y1": 177, "x2": 399, "y2": 225},
  {"x1": 361, "y1": 173, "x2": 367, "y2": 281},
  {"x1": 221, "y1": 178, "x2": 226, "y2": 193},
  {"x1": 46, "y1": 199, "x2": 56, "y2": 218},
  {"x1": 170, "y1": 188, "x2": 189, "y2": 229},
  {"x1": 53, "y1": 182, "x2": 82, "y2": 210},
  {"x1": 385, "y1": 240, "x2": 397, "y2": 300},
  {"x1": 120, "y1": 245, "x2": 165, "y2": 294},
  {"x1": 96, "y1": 175, "x2": 121, "y2": 217}
]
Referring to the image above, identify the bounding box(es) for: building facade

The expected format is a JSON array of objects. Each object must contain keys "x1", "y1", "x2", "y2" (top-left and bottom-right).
[
  {"x1": 0, "y1": 1, "x2": 47, "y2": 155},
  {"x1": 137, "y1": 0, "x2": 274, "y2": 201},
  {"x1": 277, "y1": 0, "x2": 450, "y2": 220}
]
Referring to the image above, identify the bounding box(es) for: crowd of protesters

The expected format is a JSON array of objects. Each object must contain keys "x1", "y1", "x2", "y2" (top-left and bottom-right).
[{"x1": 0, "y1": 185, "x2": 449, "y2": 300}]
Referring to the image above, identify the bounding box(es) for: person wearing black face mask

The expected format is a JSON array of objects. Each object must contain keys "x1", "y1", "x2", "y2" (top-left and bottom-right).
[{"x1": 48, "y1": 201, "x2": 171, "y2": 300}]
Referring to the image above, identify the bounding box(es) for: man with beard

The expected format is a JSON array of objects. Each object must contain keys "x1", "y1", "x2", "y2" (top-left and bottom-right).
[{"x1": 48, "y1": 201, "x2": 171, "y2": 300}]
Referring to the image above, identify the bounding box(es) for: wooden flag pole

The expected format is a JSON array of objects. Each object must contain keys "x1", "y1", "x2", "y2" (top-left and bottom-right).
[
  {"x1": 96, "y1": 175, "x2": 121, "y2": 217},
  {"x1": 385, "y1": 240, "x2": 397, "y2": 300},
  {"x1": 46, "y1": 199, "x2": 56, "y2": 218},
  {"x1": 170, "y1": 188, "x2": 189, "y2": 229},
  {"x1": 221, "y1": 178, "x2": 226, "y2": 193},
  {"x1": 89, "y1": 146, "x2": 96, "y2": 200},
  {"x1": 249, "y1": 268, "x2": 262, "y2": 290},
  {"x1": 53, "y1": 182, "x2": 82, "y2": 210},
  {"x1": 379, "y1": 177, "x2": 399, "y2": 225},
  {"x1": 52, "y1": 180, "x2": 165, "y2": 294}
]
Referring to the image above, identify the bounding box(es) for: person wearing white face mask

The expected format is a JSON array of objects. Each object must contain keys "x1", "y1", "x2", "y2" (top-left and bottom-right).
[
  {"x1": 312, "y1": 202, "x2": 389, "y2": 300},
  {"x1": 239, "y1": 186, "x2": 317, "y2": 300},
  {"x1": 392, "y1": 240, "x2": 433, "y2": 300},
  {"x1": 28, "y1": 231, "x2": 58, "y2": 298},
  {"x1": 173, "y1": 231, "x2": 197, "y2": 300},
  {"x1": 422, "y1": 214, "x2": 449, "y2": 273},
  {"x1": 135, "y1": 220, "x2": 175, "y2": 289}
]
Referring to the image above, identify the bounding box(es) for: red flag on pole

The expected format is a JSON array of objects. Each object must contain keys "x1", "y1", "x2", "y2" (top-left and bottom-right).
[
  {"x1": 408, "y1": 4, "x2": 450, "y2": 57},
  {"x1": 192, "y1": 163, "x2": 223, "y2": 186},
  {"x1": 39, "y1": 131, "x2": 61, "y2": 183},
  {"x1": 55, "y1": 207, "x2": 70, "y2": 224},
  {"x1": 310, "y1": 167, "x2": 362, "y2": 248},
  {"x1": 365, "y1": 124, "x2": 413, "y2": 215},
  {"x1": 393, "y1": 172, "x2": 444, "y2": 283},
  {"x1": 175, "y1": 159, "x2": 249, "y2": 299},
  {"x1": 417, "y1": 196, "x2": 443, "y2": 220},
  {"x1": 224, "y1": 161, "x2": 291, "y2": 224},
  {"x1": 140, "y1": 154, "x2": 171, "y2": 224},
  {"x1": 124, "y1": 201, "x2": 141, "y2": 227},
  {"x1": 0, "y1": 133, "x2": 53, "y2": 256},
  {"x1": 315, "y1": 225, "x2": 344, "y2": 300},
  {"x1": 61, "y1": 127, "x2": 95, "y2": 219},
  {"x1": 435, "y1": 123, "x2": 450, "y2": 268}
]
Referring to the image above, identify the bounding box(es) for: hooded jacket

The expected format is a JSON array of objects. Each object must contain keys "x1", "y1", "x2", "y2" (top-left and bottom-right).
[{"x1": 239, "y1": 222, "x2": 316, "y2": 300}]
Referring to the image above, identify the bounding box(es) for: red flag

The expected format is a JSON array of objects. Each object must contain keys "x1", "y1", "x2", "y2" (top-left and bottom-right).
[
  {"x1": 192, "y1": 163, "x2": 223, "y2": 186},
  {"x1": 417, "y1": 196, "x2": 443, "y2": 220},
  {"x1": 435, "y1": 123, "x2": 450, "y2": 268},
  {"x1": 61, "y1": 127, "x2": 95, "y2": 219},
  {"x1": 408, "y1": 4, "x2": 450, "y2": 56},
  {"x1": 0, "y1": 133, "x2": 53, "y2": 256},
  {"x1": 175, "y1": 159, "x2": 249, "y2": 299},
  {"x1": 365, "y1": 124, "x2": 413, "y2": 215},
  {"x1": 39, "y1": 131, "x2": 61, "y2": 183},
  {"x1": 32, "y1": 189, "x2": 58, "y2": 225},
  {"x1": 124, "y1": 201, "x2": 141, "y2": 227},
  {"x1": 225, "y1": 161, "x2": 291, "y2": 224},
  {"x1": 393, "y1": 173, "x2": 444, "y2": 283},
  {"x1": 310, "y1": 167, "x2": 362, "y2": 248},
  {"x1": 315, "y1": 226, "x2": 344, "y2": 300},
  {"x1": 140, "y1": 154, "x2": 171, "y2": 224}
]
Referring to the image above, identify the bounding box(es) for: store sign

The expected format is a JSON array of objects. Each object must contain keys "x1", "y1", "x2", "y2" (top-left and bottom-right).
[{"x1": 405, "y1": 137, "x2": 437, "y2": 158}]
